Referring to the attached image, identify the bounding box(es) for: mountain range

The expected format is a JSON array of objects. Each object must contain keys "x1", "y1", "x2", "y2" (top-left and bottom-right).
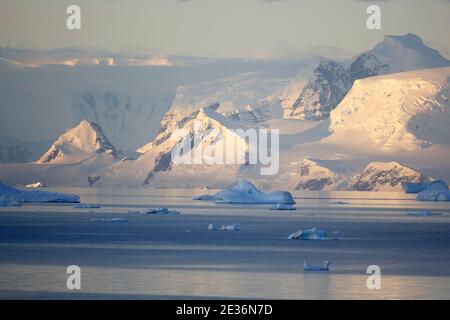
[{"x1": 1, "y1": 34, "x2": 449, "y2": 190}]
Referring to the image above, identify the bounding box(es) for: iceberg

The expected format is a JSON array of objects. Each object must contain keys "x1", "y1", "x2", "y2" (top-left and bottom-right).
[
  {"x1": 288, "y1": 227, "x2": 327, "y2": 240},
  {"x1": 0, "y1": 196, "x2": 22, "y2": 207},
  {"x1": 221, "y1": 223, "x2": 241, "y2": 231},
  {"x1": 416, "y1": 181, "x2": 450, "y2": 201},
  {"x1": 127, "y1": 207, "x2": 180, "y2": 215},
  {"x1": 91, "y1": 217, "x2": 128, "y2": 222},
  {"x1": 404, "y1": 180, "x2": 448, "y2": 194},
  {"x1": 270, "y1": 203, "x2": 296, "y2": 210},
  {"x1": 303, "y1": 261, "x2": 331, "y2": 271},
  {"x1": 25, "y1": 182, "x2": 45, "y2": 188},
  {"x1": 198, "y1": 180, "x2": 295, "y2": 204},
  {"x1": 74, "y1": 203, "x2": 101, "y2": 209},
  {"x1": 0, "y1": 182, "x2": 79, "y2": 203},
  {"x1": 208, "y1": 223, "x2": 240, "y2": 231},
  {"x1": 144, "y1": 207, "x2": 180, "y2": 215}
]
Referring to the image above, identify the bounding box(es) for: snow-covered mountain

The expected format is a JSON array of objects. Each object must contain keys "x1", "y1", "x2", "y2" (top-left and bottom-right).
[
  {"x1": 284, "y1": 60, "x2": 352, "y2": 120},
  {"x1": 283, "y1": 34, "x2": 450, "y2": 120},
  {"x1": 353, "y1": 161, "x2": 423, "y2": 192},
  {"x1": 38, "y1": 120, "x2": 117, "y2": 164},
  {"x1": 94, "y1": 106, "x2": 252, "y2": 187},
  {"x1": 294, "y1": 159, "x2": 348, "y2": 191},
  {"x1": 326, "y1": 66, "x2": 450, "y2": 150},
  {"x1": 366, "y1": 34, "x2": 450, "y2": 73}
]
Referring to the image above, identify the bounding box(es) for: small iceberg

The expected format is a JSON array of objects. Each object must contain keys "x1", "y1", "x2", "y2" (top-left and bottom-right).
[
  {"x1": 288, "y1": 227, "x2": 328, "y2": 240},
  {"x1": 127, "y1": 207, "x2": 180, "y2": 215},
  {"x1": 25, "y1": 182, "x2": 45, "y2": 188},
  {"x1": 303, "y1": 261, "x2": 331, "y2": 271},
  {"x1": 91, "y1": 217, "x2": 128, "y2": 223},
  {"x1": 416, "y1": 181, "x2": 450, "y2": 201},
  {"x1": 0, "y1": 182, "x2": 79, "y2": 203},
  {"x1": 407, "y1": 210, "x2": 442, "y2": 217},
  {"x1": 270, "y1": 203, "x2": 296, "y2": 210},
  {"x1": 195, "y1": 180, "x2": 295, "y2": 204},
  {"x1": 0, "y1": 196, "x2": 22, "y2": 207},
  {"x1": 74, "y1": 203, "x2": 101, "y2": 209},
  {"x1": 208, "y1": 223, "x2": 240, "y2": 231},
  {"x1": 144, "y1": 207, "x2": 180, "y2": 215}
]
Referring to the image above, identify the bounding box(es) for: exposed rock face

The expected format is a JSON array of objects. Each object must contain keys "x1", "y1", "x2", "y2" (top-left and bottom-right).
[
  {"x1": 286, "y1": 60, "x2": 352, "y2": 120},
  {"x1": 295, "y1": 159, "x2": 337, "y2": 191},
  {"x1": 353, "y1": 162, "x2": 423, "y2": 191},
  {"x1": 283, "y1": 34, "x2": 450, "y2": 121}
]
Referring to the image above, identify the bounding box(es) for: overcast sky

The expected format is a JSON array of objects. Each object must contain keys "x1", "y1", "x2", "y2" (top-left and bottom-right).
[{"x1": 0, "y1": 0, "x2": 449, "y2": 58}]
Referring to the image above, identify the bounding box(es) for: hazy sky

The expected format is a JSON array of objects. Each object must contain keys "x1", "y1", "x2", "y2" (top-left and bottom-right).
[{"x1": 0, "y1": 0, "x2": 449, "y2": 58}]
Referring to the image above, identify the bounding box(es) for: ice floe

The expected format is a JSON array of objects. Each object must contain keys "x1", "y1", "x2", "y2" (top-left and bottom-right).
[
  {"x1": 0, "y1": 182, "x2": 79, "y2": 203},
  {"x1": 195, "y1": 180, "x2": 295, "y2": 204},
  {"x1": 270, "y1": 203, "x2": 296, "y2": 210},
  {"x1": 91, "y1": 217, "x2": 128, "y2": 222},
  {"x1": 288, "y1": 227, "x2": 328, "y2": 240},
  {"x1": 416, "y1": 181, "x2": 450, "y2": 201},
  {"x1": 303, "y1": 261, "x2": 331, "y2": 271},
  {"x1": 208, "y1": 223, "x2": 241, "y2": 231}
]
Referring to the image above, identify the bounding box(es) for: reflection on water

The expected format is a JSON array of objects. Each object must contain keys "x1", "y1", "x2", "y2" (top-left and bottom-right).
[
  {"x1": 1, "y1": 187, "x2": 450, "y2": 299},
  {"x1": 1, "y1": 264, "x2": 450, "y2": 299}
]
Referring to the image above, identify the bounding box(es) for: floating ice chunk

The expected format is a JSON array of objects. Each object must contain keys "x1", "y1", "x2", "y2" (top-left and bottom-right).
[
  {"x1": 208, "y1": 224, "x2": 219, "y2": 230},
  {"x1": 208, "y1": 223, "x2": 240, "y2": 231},
  {"x1": 0, "y1": 182, "x2": 79, "y2": 203},
  {"x1": 25, "y1": 182, "x2": 45, "y2": 188},
  {"x1": 91, "y1": 217, "x2": 128, "y2": 222},
  {"x1": 303, "y1": 261, "x2": 331, "y2": 271},
  {"x1": 416, "y1": 181, "x2": 450, "y2": 201},
  {"x1": 407, "y1": 210, "x2": 442, "y2": 217},
  {"x1": 0, "y1": 196, "x2": 22, "y2": 207},
  {"x1": 204, "y1": 180, "x2": 295, "y2": 204},
  {"x1": 144, "y1": 207, "x2": 180, "y2": 215},
  {"x1": 270, "y1": 203, "x2": 296, "y2": 210},
  {"x1": 193, "y1": 195, "x2": 217, "y2": 201},
  {"x1": 74, "y1": 203, "x2": 101, "y2": 209},
  {"x1": 288, "y1": 227, "x2": 327, "y2": 240},
  {"x1": 221, "y1": 223, "x2": 240, "y2": 231}
]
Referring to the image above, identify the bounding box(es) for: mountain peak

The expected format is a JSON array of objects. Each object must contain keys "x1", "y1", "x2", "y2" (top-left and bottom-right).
[
  {"x1": 38, "y1": 120, "x2": 117, "y2": 164},
  {"x1": 383, "y1": 33, "x2": 425, "y2": 49},
  {"x1": 370, "y1": 33, "x2": 450, "y2": 73}
]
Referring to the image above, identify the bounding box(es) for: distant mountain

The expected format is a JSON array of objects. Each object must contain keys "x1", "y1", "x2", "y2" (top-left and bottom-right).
[
  {"x1": 283, "y1": 34, "x2": 450, "y2": 120},
  {"x1": 0, "y1": 136, "x2": 50, "y2": 163},
  {"x1": 294, "y1": 159, "x2": 349, "y2": 191},
  {"x1": 326, "y1": 66, "x2": 450, "y2": 150},
  {"x1": 353, "y1": 162, "x2": 423, "y2": 192},
  {"x1": 38, "y1": 120, "x2": 117, "y2": 164}
]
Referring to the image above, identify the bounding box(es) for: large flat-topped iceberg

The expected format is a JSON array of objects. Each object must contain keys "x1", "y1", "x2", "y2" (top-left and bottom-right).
[
  {"x1": 196, "y1": 180, "x2": 295, "y2": 204},
  {"x1": 0, "y1": 182, "x2": 79, "y2": 203}
]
